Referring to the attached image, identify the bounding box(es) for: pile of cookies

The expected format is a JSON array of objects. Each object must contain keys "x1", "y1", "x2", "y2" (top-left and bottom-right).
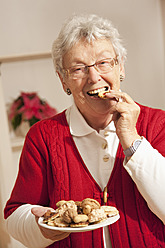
[{"x1": 43, "y1": 198, "x2": 119, "y2": 228}]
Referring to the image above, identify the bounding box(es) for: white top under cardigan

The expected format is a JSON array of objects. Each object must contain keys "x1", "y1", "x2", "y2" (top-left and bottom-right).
[{"x1": 5, "y1": 103, "x2": 165, "y2": 248}]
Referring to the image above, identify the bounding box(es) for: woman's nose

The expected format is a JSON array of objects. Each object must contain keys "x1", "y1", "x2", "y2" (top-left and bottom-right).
[{"x1": 87, "y1": 66, "x2": 101, "y2": 83}]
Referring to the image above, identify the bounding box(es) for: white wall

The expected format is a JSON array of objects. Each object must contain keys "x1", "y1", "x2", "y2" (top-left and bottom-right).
[
  {"x1": 0, "y1": 0, "x2": 165, "y2": 110},
  {"x1": 0, "y1": 0, "x2": 165, "y2": 247},
  {"x1": 161, "y1": 0, "x2": 165, "y2": 58}
]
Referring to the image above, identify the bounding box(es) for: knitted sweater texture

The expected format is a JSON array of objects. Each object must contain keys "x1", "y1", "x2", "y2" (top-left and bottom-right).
[{"x1": 4, "y1": 104, "x2": 165, "y2": 248}]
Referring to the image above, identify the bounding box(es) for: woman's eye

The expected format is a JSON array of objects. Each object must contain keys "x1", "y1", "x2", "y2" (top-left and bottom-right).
[
  {"x1": 72, "y1": 67, "x2": 83, "y2": 73},
  {"x1": 100, "y1": 61, "x2": 106, "y2": 65},
  {"x1": 75, "y1": 67, "x2": 82, "y2": 71},
  {"x1": 99, "y1": 61, "x2": 108, "y2": 66}
]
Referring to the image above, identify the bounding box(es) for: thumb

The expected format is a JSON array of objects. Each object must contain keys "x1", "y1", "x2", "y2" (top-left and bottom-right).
[{"x1": 31, "y1": 206, "x2": 55, "y2": 217}]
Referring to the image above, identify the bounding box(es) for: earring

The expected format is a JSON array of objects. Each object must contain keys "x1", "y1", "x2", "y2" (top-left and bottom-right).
[
  {"x1": 120, "y1": 75, "x2": 124, "y2": 82},
  {"x1": 66, "y1": 88, "x2": 72, "y2": 95}
]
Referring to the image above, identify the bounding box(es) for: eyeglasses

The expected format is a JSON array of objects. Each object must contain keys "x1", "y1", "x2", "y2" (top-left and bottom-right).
[{"x1": 63, "y1": 57, "x2": 118, "y2": 79}]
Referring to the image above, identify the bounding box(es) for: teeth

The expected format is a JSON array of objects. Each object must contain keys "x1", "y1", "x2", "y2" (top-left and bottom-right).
[{"x1": 88, "y1": 87, "x2": 108, "y2": 95}]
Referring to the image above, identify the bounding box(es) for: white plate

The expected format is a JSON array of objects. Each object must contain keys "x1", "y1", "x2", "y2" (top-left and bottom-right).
[{"x1": 38, "y1": 214, "x2": 120, "y2": 233}]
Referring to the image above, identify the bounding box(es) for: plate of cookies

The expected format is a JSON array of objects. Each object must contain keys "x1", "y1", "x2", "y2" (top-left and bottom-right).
[{"x1": 38, "y1": 198, "x2": 120, "y2": 232}]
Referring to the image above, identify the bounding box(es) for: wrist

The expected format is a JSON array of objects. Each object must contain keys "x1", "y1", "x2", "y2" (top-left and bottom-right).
[
  {"x1": 123, "y1": 136, "x2": 142, "y2": 157},
  {"x1": 120, "y1": 131, "x2": 141, "y2": 150}
]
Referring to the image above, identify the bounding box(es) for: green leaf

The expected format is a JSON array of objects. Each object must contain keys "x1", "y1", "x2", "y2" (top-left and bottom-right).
[
  {"x1": 29, "y1": 116, "x2": 40, "y2": 126},
  {"x1": 12, "y1": 114, "x2": 22, "y2": 130}
]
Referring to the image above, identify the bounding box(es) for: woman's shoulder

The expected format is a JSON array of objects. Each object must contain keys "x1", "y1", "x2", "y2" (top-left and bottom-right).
[
  {"x1": 138, "y1": 103, "x2": 165, "y2": 120},
  {"x1": 137, "y1": 103, "x2": 165, "y2": 137},
  {"x1": 26, "y1": 110, "x2": 68, "y2": 138}
]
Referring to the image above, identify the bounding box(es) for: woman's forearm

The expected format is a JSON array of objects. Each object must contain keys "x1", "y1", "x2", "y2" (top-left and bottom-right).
[
  {"x1": 124, "y1": 138, "x2": 165, "y2": 224},
  {"x1": 5, "y1": 204, "x2": 54, "y2": 248}
]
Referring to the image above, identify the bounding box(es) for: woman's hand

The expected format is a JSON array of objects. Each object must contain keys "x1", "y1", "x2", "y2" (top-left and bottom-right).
[
  {"x1": 31, "y1": 206, "x2": 70, "y2": 241},
  {"x1": 107, "y1": 90, "x2": 141, "y2": 150}
]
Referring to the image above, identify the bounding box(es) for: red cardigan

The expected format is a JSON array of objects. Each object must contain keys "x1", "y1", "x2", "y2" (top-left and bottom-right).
[{"x1": 4, "y1": 104, "x2": 165, "y2": 248}]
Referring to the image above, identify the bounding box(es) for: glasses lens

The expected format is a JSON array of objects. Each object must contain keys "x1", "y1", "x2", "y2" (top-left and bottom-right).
[
  {"x1": 96, "y1": 59, "x2": 115, "y2": 73},
  {"x1": 66, "y1": 58, "x2": 117, "y2": 79},
  {"x1": 69, "y1": 65, "x2": 86, "y2": 79}
]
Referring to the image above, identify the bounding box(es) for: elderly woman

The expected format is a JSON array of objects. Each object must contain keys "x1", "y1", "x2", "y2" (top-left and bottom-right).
[{"x1": 4, "y1": 14, "x2": 165, "y2": 248}]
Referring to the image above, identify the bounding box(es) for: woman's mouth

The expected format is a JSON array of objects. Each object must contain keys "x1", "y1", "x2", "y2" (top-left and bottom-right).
[{"x1": 87, "y1": 86, "x2": 109, "y2": 97}]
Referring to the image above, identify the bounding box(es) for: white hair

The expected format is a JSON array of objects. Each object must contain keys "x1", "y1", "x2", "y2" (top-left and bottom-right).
[{"x1": 52, "y1": 14, "x2": 127, "y2": 75}]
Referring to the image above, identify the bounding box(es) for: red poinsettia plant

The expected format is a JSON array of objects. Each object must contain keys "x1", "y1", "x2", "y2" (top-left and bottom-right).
[{"x1": 9, "y1": 92, "x2": 57, "y2": 130}]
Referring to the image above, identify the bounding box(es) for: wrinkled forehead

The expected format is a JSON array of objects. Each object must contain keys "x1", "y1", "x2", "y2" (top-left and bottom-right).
[{"x1": 62, "y1": 38, "x2": 116, "y2": 67}]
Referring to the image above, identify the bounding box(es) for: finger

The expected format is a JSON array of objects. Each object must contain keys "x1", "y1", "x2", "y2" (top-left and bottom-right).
[
  {"x1": 106, "y1": 91, "x2": 134, "y2": 103},
  {"x1": 31, "y1": 207, "x2": 55, "y2": 217},
  {"x1": 42, "y1": 230, "x2": 70, "y2": 241},
  {"x1": 112, "y1": 111, "x2": 121, "y2": 122},
  {"x1": 51, "y1": 232, "x2": 70, "y2": 241},
  {"x1": 110, "y1": 101, "x2": 128, "y2": 114}
]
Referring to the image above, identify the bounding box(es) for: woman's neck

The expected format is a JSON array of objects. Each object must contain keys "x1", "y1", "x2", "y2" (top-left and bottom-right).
[{"x1": 83, "y1": 113, "x2": 113, "y2": 132}]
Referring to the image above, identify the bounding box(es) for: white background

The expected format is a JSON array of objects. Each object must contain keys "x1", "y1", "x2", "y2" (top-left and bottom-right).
[
  {"x1": 0, "y1": 0, "x2": 165, "y2": 111},
  {"x1": 0, "y1": 0, "x2": 165, "y2": 247}
]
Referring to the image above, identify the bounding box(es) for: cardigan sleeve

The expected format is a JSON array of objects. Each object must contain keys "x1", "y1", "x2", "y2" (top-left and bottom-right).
[
  {"x1": 4, "y1": 123, "x2": 54, "y2": 247},
  {"x1": 124, "y1": 108, "x2": 165, "y2": 224},
  {"x1": 4, "y1": 122, "x2": 50, "y2": 218},
  {"x1": 5, "y1": 204, "x2": 54, "y2": 248}
]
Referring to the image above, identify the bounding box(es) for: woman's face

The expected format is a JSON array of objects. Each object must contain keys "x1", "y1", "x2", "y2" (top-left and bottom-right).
[{"x1": 59, "y1": 38, "x2": 125, "y2": 125}]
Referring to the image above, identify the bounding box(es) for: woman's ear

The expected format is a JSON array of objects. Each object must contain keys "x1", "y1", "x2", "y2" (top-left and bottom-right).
[{"x1": 119, "y1": 59, "x2": 125, "y2": 81}]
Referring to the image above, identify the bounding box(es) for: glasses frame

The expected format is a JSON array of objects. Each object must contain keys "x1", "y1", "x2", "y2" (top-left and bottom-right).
[{"x1": 63, "y1": 57, "x2": 118, "y2": 79}]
